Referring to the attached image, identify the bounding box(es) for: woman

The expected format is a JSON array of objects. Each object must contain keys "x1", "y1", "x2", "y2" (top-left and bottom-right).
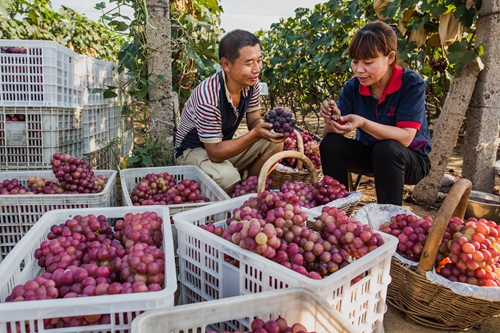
[{"x1": 319, "y1": 21, "x2": 431, "y2": 205}]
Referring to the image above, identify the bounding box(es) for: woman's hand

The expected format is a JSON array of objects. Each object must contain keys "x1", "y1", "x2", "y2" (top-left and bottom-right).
[{"x1": 320, "y1": 99, "x2": 341, "y2": 123}]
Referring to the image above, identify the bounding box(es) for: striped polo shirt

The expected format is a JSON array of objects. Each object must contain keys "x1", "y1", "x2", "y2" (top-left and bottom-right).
[{"x1": 174, "y1": 70, "x2": 261, "y2": 159}]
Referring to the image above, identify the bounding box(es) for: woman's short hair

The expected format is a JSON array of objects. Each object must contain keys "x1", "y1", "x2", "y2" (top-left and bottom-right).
[
  {"x1": 348, "y1": 21, "x2": 399, "y2": 65},
  {"x1": 219, "y1": 29, "x2": 261, "y2": 63}
]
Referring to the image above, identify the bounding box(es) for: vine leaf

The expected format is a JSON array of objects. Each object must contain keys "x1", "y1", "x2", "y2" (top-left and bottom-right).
[{"x1": 447, "y1": 41, "x2": 481, "y2": 77}]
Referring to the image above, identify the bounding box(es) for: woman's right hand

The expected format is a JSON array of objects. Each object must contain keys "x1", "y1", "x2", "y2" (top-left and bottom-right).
[{"x1": 320, "y1": 99, "x2": 341, "y2": 123}]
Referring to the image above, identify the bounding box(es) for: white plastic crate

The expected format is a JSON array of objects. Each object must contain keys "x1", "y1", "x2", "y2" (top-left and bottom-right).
[
  {"x1": 0, "y1": 170, "x2": 117, "y2": 259},
  {"x1": 82, "y1": 56, "x2": 119, "y2": 106},
  {"x1": 0, "y1": 40, "x2": 84, "y2": 108},
  {"x1": 120, "y1": 165, "x2": 230, "y2": 213},
  {"x1": 131, "y1": 288, "x2": 357, "y2": 333},
  {"x1": 82, "y1": 103, "x2": 121, "y2": 153},
  {"x1": 0, "y1": 205, "x2": 177, "y2": 333},
  {"x1": 0, "y1": 106, "x2": 83, "y2": 170},
  {"x1": 83, "y1": 146, "x2": 118, "y2": 171},
  {"x1": 173, "y1": 194, "x2": 398, "y2": 333}
]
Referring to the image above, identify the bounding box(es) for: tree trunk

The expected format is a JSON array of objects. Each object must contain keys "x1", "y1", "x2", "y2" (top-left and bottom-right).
[
  {"x1": 461, "y1": 0, "x2": 500, "y2": 192},
  {"x1": 413, "y1": 60, "x2": 482, "y2": 205},
  {"x1": 145, "y1": 0, "x2": 177, "y2": 165}
]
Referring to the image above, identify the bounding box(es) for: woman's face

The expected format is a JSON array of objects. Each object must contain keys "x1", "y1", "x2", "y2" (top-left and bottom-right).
[{"x1": 350, "y1": 51, "x2": 395, "y2": 87}]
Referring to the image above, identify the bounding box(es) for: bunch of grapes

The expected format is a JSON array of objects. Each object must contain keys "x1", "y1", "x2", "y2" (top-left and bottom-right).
[
  {"x1": 47, "y1": 214, "x2": 113, "y2": 242},
  {"x1": 51, "y1": 153, "x2": 98, "y2": 193},
  {"x1": 115, "y1": 242, "x2": 165, "y2": 287},
  {"x1": 207, "y1": 316, "x2": 312, "y2": 333},
  {"x1": 378, "y1": 213, "x2": 434, "y2": 261},
  {"x1": 430, "y1": 57, "x2": 448, "y2": 73},
  {"x1": 113, "y1": 211, "x2": 164, "y2": 248},
  {"x1": 264, "y1": 107, "x2": 296, "y2": 138},
  {"x1": 301, "y1": 130, "x2": 321, "y2": 170},
  {"x1": 0, "y1": 178, "x2": 30, "y2": 194},
  {"x1": 1, "y1": 46, "x2": 28, "y2": 54},
  {"x1": 280, "y1": 180, "x2": 316, "y2": 208},
  {"x1": 438, "y1": 218, "x2": 500, "y2": 286},
  {"x1": 312, "y1": 175, "x2": 349, "y2": 205},
  {"x1": 177, "y1": 72, "x2": 195, "y2": 90},
  {"x1": 232, "y1": 176, "x2": 273, "y2": 198},
  {"x1": 4, "y1": 274, "x2": 58, "y2": 302},
  {"x1": 6, "y1": 114, "x2": 26, "y2": 121},
  {"x1": 92, "y1": 174, "x2": 109, "y2": 192},
  {"x1": 35, "y1": 233, "x2": 89, "y2": 273},
  {"x1": 281, "y1": 131, "x2": 299, "y2": 168},
  {"x1": 27, "y1": 176, "x2": 48, "y2": 193}
]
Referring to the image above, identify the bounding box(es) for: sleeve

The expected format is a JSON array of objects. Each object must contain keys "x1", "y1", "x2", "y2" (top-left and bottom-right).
[
  {"x1": 395, "y1": 72, "x2": 426, "y2": 131},
  {"x1": 246, "y1": 81, "x2": 262, "y2": 113},
  {"x1": 337, "y1": 79, "x2": 355, "y2": 116}
]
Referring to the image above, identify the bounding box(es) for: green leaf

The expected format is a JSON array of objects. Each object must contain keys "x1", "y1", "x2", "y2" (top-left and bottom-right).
[
  {"x1": 157, "y1": 74, "x2": 167, "y2": 82},
  {"x1": 127, "y1": 155, "x2": 139, "y2": 164},
  {"x1": 447, "y1": 41, "x2": 479, "y2": 77},
  {"x1": 103, "y1": 89, "x2": 118, "y2": 98},
  {"x1": 142, "y1": 155, "x2": 152, "y2": 167}
]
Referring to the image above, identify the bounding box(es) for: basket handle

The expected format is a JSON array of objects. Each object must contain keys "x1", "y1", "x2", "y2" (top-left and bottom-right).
[
  {"x1": 418, "y1": 178, "x2": 472, "y2": 271},
  {"x1": 294, "y1": 129, "x2": 304, "y2": 170},
  {"x1": 257, "y1": 150, "x2": 319, "y2": 193}
]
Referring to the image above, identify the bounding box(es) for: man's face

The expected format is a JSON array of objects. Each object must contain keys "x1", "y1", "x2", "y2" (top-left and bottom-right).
[{"x1": 224, "y1": 44, "x2": 262, "y2": 87}]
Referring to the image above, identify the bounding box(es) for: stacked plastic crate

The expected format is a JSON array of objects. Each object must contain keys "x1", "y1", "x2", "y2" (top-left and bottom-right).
[
  {"x1": 0, "y1": 40, "x2": 84, "y2": 170},
  {"x1": 81, "y1": 56, "x2": 123, "y2": 170}
]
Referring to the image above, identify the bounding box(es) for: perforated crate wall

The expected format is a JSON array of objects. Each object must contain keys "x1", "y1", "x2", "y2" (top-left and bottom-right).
[
  {"x1": 0, "y1": 106, "x2": 82, "y2": 170},
  {"x1": 83, "y1": 146, "x2": 118, "y2": 171},
  {"x1": 82, "y1": 56, "x2": 119, "y2": 105},
  {"x1": 82, "y1": 104, "x2": 121, "y2": 153},
  {"x1": 0, "y1": 40, "x2": 83, "y2": 108}
]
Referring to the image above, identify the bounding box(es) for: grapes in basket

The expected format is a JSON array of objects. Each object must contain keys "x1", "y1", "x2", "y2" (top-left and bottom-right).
[
  {"x1": 4, "y1": 211, "x2": 167, "y2": 330},
  {"x1": 201, "y1": 190, "x2": 384, "y2": 281},
  {"x1": 281, "y1": 130, "x2": 322, "y2": 170},
  {"x1": 130, "y1": 172, "x2": 210, "y2": 205},
  {"x1": 379, "y1": 212, "x2": 500, "y2": 287},
  {"x1": 264, "y1": 107, "x2": 296, "y2": 137}
]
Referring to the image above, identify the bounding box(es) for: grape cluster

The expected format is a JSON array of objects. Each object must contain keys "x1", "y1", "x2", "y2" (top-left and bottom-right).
[
  {"x1": 279, "y1": 176, "x2": 349, "y2": 209},
  {"x1": 301, "y1": 130, "x2": 321, "y2": 169},
  {"x1": 1, "y1": 46, "x2": 27, "y2": 54},
  {"x1": 207, "y1": 316, "x2": 313, "y2": 333},
  {"x1": 232, "y1": 176, "x2": 273, "y2": 198},
  {"x1": 7, "y1": 211, "x2": 168, "y2": 330},
  {"x1": 0, "y1": 178, "x2": 29, "y2": 194},
  {"x1": 113, "y1": 211, "x2": 163, "y2": 248},
  {"x1": 379, "y1": 213, "x2": 434, "y2": 261},
  {"x1": 203, "y1": 190, "x2": 384, "y2": 280},
  {"x1": 177, "y1": 72, "x2": 196, "y2": 90},
  {"x1": 264, "y1": 107, "x2": 296, "y2": 138},
  {"x1": 51, "y1": 153, "x2": 98, "y2": 193},
  {"x1": 6, "y1": 114, "x2": 26, "y2": 121},
  {"x1": 430, "y1": 57, "x2": 448, "y2": 73},
  {"x1": 131, "y1": 173, "x2": 210, "y2": 206}
]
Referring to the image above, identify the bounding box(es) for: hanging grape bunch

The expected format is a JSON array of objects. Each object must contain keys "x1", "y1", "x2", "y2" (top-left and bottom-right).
[
  {"x1": 430, "y1": 57, "x2": 448, "y2": 74},
  {"x1": 177, "y1": 72, "x2": 195, "y2": 90},
  {"x1": 264, "y1": 107, "x2": 296, "y2": 138}
]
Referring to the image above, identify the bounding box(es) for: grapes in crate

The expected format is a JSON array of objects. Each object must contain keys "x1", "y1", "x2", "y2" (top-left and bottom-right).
[
  {"x1": 51, "y1": 152, "x2": 99, "y2": 193},
  {"x1": 6, "y1": 210, "x2": 168, "y2": 330},
  {"x1": 0, "y1": 178, "x2": 30, "y2": 194},
  {"x1": 130, "y1": 172, "x2": 210, "y2": 205},
  {"x1": 264, "y1": 107, "x2": 296, "y2": 138},
  {"x1": 232, "y1": 175, "x2": 273, "y2": 198},
  {"x1": 207, "y1": 316, "x2": 312, "y2": 333},
  {"x1": 203, "y1": 190, "x2": 384, "y2": 280}
]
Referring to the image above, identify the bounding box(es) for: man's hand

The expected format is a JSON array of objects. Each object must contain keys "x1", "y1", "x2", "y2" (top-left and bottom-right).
[{"x1": 253, "y1": 121, "x2": 285, "y2": 143}]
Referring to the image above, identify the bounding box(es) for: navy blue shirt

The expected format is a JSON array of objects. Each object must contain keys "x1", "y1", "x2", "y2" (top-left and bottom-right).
[{"x1": 337, "y1": 66, "x2": 431, "y2": 155}]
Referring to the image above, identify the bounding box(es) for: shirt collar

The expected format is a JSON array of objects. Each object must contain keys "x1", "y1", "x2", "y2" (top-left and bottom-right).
[
  {"x1": 222, "y1": 70, "x2": 250, "y2": 107},
  {"x1": 359, "y1": 65, "x2": 403, "y2": 97}
]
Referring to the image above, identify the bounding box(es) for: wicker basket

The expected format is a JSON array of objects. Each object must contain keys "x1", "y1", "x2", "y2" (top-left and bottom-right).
[
  {"x1": 264, "y1": 130, "x2": 318, "y2": 189},
  {"x1": 257, "y1": 150, "x2": 319, "y2": 192},
  {"x1": 386, "y1": 178, "x2": 500, "y2": 330}
]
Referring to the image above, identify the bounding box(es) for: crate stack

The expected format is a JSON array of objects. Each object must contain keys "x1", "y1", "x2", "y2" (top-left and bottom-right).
[{"x1": 0, "y1": 40, "x2": 84, "y2": 170}]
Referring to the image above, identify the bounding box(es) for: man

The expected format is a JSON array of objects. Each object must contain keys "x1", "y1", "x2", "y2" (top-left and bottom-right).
[{"x1": 174, "y1": 29, "x2": 284, "y2": 195}]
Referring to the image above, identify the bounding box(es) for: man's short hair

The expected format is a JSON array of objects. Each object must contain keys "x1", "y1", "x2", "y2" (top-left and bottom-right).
[{"x1": 219, "y1": 29, "x2": 261, "y2": 63}]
